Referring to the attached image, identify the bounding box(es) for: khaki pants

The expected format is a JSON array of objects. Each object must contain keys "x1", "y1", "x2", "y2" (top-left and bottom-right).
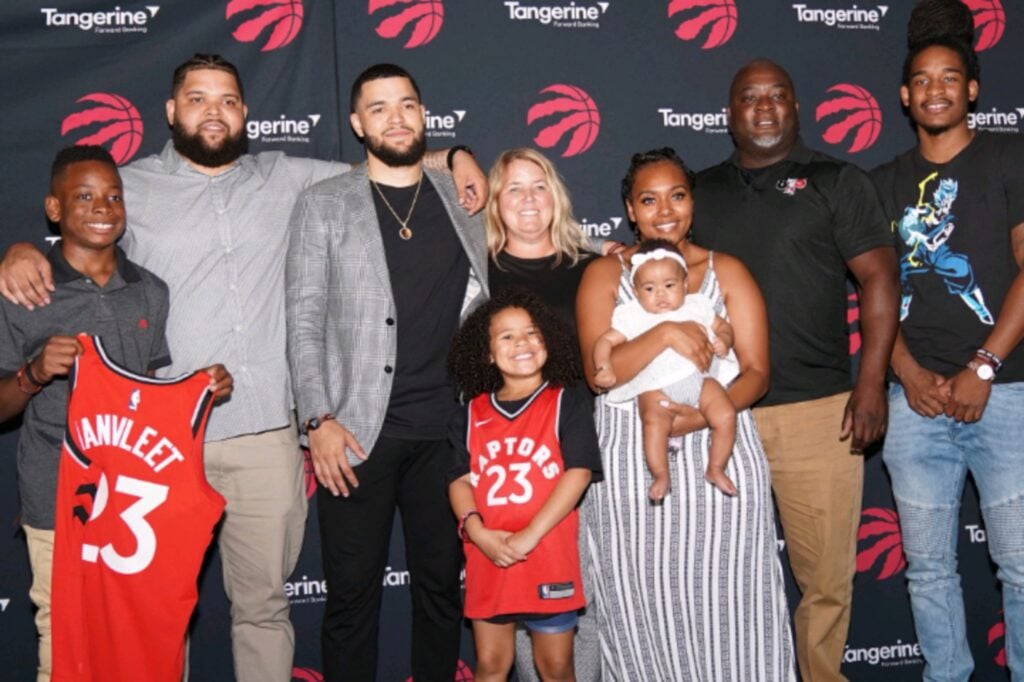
[
  {"x1": 201, "y1": 423, "x2": 308, "y2": 682},
  {"x1": 754, "y1": 392, "x2": 863, "y2": 682},
  {"x1": 24, "y1": 525, "x2": 54, "y2": 682}
]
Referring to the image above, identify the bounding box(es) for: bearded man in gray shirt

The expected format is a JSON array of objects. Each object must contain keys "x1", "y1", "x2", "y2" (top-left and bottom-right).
[{"x1": 0, "y1": 53, "x2": 487, "y2": 682}]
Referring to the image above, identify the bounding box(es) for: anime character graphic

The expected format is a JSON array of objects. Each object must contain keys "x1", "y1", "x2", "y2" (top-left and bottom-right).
[{"x1": 895, "y1": 172, "x2": 993, "y2": 325}]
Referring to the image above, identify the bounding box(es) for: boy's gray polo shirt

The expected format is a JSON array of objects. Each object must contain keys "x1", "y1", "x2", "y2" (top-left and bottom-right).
[{"x1": 0, "y1": 245, "x2": 171, "y2": 530}]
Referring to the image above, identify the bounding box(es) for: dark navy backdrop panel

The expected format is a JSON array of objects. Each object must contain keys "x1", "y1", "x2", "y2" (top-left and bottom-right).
[{"x1": 1, "y1": 1, "x2": 1020, "y2": 680}]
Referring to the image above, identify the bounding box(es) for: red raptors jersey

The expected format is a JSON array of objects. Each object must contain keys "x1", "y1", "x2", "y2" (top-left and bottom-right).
[
  {"x1": 462, "y1": 384, "x2": 585, "y2": 619},
  {"x1": 51, "y1": 335, "x2": 225, "y2": 682}
]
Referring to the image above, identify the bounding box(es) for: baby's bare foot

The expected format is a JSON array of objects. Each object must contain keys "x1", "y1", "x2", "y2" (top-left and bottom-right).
[
  {"x1": 649, "y1": 473, "x2": 671, "y2": 502},
  {"x1": 705, "y1": 466, "x2": 737, "y2": 496}
]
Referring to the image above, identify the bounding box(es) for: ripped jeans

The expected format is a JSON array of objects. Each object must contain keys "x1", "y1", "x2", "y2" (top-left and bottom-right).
[{"x1": 884, "y1": 382, "x2": 1024, "y2": 682}]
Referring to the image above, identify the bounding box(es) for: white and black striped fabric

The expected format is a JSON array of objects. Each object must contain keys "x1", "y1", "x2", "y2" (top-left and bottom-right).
[{"x1": 583, "y1": 253, "x2": 796, "y2": 681}]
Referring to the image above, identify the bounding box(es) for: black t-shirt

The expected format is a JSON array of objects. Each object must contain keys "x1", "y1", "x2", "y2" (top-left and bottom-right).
[
  {"x1": 372, "y1": 176, "x2": 470, "y2": 439},
  {"x1": 870, "y1": 131, "x2": 1024, "y2": 382},
  {"x1": 692, "y1": 138, "x2": 892, "y2": 406},
  {"x1": 489, "y1": 250, "x2": 594, "y2": 347},
  {"x1": 447, "y1": 383, "x2": 603, "y2": 483}
]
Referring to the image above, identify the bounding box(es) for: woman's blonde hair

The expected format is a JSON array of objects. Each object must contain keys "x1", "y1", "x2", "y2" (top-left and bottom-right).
[{"x1": 485, "y1": 147, "x2": 588, "y2": 266}]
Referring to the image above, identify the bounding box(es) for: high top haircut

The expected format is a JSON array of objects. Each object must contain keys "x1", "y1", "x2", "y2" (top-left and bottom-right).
[
  {"x1": 171, "y1": 53, "x2": 244, "y2": 100},
  {"x1": 50, "y1": 145, "x2": 119, "y2": 192},
  {"x1": 904, "y1": 0, "x2": 980, "y2": 86}
]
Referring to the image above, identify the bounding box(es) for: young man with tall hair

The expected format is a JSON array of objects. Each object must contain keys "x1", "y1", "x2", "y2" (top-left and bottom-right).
[
  {"x1": 691, "y1": 59, "x2": 899, "y2": 682},
  {"x1": 0, "y1": 54, "x2": 486, "y2": 682},
  {"x1": 870, "y1": 26, "x2": 1024, "y2": 680},
  {"x1": 285, "y1": 63, "x2": 489, "y2": 682}
]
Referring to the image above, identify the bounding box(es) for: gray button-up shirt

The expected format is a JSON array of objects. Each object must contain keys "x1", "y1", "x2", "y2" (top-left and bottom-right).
[{"x1": 120, "y1": 142, "x2": 348, "y2": 441}]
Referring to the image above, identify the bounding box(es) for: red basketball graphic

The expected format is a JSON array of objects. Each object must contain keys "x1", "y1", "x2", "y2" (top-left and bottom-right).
[
  {"x1": 815, "y1": 83, "x2": 881, "y2": 154},
  {"x1": 405, "y1": 658, "x2": 474, "y2": 681},
  {"x1": 227, "y1": 0, "x2": 304, "y2": 52},
  {"x1": 61, "y1": 93, "x2": 144, "y2": 165},
  {"x1": 527, "y1": 84, "x2": 600, "y2": 158},
  {"x1": 301, "y1": 447, "x2": 317, "y2": 499},
  {"x1": 989, "y1": 614, "x2": 1007, "y2": 667},
  {"x1": 847, "y1": 292, "x2": 861, "y2": 355},
  {"x1": 291, "y1": 667, "x2": 324, "y2": 682},
  {"x1": 668, "y1": 0, "x2": 738, "y2": 49},
  {"x1": 856, "y1": 507, "x2": 907, "y2": 580},
  {"x1": 964, "y1": 0, "x2": 1005, "y2": 51},
  {"x1": 370, "y1": 0, "x2": 444, "y2": 49}
]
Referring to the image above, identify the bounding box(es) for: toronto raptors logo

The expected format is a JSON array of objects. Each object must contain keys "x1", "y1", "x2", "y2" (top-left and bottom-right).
[
  {"x1": 856, "y1": 507, "x2": 907, "y2": 580},
  {"x1": 965, "y1": 0, "x2": 1005, "y2": 51},
  {"x1": 667, "y1": 0, "x2": 737, "y2": 49},
  {"x1": 61, "y1": 93, "x2": 144, "y2": 165},
  {"x1": 226, "y1": 0, "x2": 304, "y2": 52},
  {"x1": 775, "y1": 177, "x2": 807, "y2": 196},
  {"x1": 815, "y1": 83, "x2": 881, "y2": 154},
  {"x1": 989, "y1": 612, "x2": 1007, "y2": 667},
  {"x1": 527, "y1": 84, "x2": 600, "y2": 158},
  {"x1": 370, "y1": 0, "x2": 444, "y2": 49}
]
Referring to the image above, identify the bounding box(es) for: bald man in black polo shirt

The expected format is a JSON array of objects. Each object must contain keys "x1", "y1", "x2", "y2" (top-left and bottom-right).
[{"x1": 691, "y1": 60, "x2": 899, "y2": 682}]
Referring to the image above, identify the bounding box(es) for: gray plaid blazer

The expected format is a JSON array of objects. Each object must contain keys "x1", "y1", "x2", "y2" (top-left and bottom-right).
[{"x1": 285, "y1": 165, "x2": 489, "y2": 463}]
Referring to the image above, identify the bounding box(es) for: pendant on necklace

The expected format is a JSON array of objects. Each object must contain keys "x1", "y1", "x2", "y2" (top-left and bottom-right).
[{"x1": 399, "y1": 226, "x2": 413, "y2": 241}]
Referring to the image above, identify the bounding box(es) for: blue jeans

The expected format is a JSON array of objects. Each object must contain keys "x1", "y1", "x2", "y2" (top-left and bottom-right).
[{"x1": 884, "y1": 382, "x2": 1024, "y2": 682}]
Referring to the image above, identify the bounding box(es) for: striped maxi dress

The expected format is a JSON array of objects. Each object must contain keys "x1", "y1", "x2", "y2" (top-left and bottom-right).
[{"x1": 582, "y1": 253, "x2": 796, "y2": 681}]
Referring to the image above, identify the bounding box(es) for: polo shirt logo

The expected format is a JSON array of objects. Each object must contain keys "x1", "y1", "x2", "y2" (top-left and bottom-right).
[{"x1": 776, "y1": 178, "x2": 808, "y2": 195}]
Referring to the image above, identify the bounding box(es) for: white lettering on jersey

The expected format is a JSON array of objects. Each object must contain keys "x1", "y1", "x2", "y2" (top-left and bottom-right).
[{"x1": 74, "y1": 414, "x2": 185, "y2": 472}]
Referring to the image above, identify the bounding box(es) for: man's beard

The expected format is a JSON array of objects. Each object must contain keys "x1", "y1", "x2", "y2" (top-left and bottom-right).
[
  {"x1": 364, "y1": 129, "x2": 426, "y2": 167},
  {"x1": 172, "y1": 120, "x2": 248, "y2": 168},
  {"x1": 920, "y1": 122, "x2": 955, "y2": 137}
]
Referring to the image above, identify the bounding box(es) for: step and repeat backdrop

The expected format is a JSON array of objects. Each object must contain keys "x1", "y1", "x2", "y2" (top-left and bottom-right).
[{"x1": 0, "y1": 1, "x2": 1020, "y2": 680}]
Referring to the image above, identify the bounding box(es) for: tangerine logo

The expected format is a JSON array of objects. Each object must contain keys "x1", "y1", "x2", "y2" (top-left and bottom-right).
[
  {"x1": 291, "y1": 668, "x2": 324, "y2": 682},
  {"x1": 989, "y1": 612, "x2": 1006, "y2": 667},
  {"x1": 61, "y1": 93, "x2": 143, "y2": 165},
  {"x1": 226, "y1": 0, "x2": 304, "y2": 52},
  {"x1": 404, "y1": 659, "x2": 474, "y2": 681},
  {"x1": 965, "y1": 0, "x2": 1005, "y2": 51},
  {"x1": 527, "y1": 84, "x2": 600, "y2": 158},
  {"x1": 856, "y1": 507, "x2": 906, "y2": 580},
  {"x1": 370, "y1": 0, "x2": 444, "y2": 49},
  {"x1": 301, "y1": 448, "x2": 317, "y2": 499},
  {"x1": 668, "y1": 0, "x2": 737, "y2": 49},
  {"x1": 815, "y1": 83, "x2": 881, "y2": 153}
]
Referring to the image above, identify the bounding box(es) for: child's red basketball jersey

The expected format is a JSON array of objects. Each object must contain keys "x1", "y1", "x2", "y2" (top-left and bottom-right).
[
  {"x1": 462, "y1": 384, "x2": 585, "y2": 619},
  {"x1": 51, "y1": 335, "x2": 225, "y2": 682}
]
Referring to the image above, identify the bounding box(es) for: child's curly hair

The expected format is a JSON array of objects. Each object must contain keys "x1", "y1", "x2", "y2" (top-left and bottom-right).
[{"x1": 448, "y1": 288, "x2": 581, "y2": 399}]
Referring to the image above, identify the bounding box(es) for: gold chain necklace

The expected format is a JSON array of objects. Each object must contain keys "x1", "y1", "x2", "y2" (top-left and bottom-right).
[{"x1": 371, "y1": 173, "x2": 423, "y2": 241}]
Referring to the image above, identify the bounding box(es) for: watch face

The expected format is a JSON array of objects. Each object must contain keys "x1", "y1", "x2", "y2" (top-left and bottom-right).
[{"x1": 976, "y1": 364, "x2": 995, "y2": 381}]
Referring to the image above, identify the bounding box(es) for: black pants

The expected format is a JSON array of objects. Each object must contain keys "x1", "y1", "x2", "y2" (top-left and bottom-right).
[{"x1": 318, "y1": 436, "x2": 463, "y2": 682}]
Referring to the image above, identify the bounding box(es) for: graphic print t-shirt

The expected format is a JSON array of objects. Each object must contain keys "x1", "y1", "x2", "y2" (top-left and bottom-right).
[{"x1": 870, "y1": 132, "x2": 1024, "y2": 382}]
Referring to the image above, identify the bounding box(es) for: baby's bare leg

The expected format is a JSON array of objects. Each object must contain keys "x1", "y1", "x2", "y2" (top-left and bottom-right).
[
  {"x1": 699, "y1": 379, "x2": 738, "y2": 496},
  {"x1": 637, "y1": 391, "x2": 674, "y2": 501}
]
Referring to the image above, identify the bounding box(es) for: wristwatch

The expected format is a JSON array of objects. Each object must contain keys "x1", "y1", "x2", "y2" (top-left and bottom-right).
[
  {"x1": 303, "y1": 413, "x2": 334, "y2": 434},
  {"x1": 968, "y1": 359, "x2": 995, "y2": 382}
]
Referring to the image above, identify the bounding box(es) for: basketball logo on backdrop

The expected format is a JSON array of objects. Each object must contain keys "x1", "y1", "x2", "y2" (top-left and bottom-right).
[
  {"x1": 291, "y1": 667, "x2": 324, "y2": 682},
  {"x1": 668, "y1": 0, "x2": 737, "y2": 49},
  {"x1": 989, "y1": 613, "x2": 1007, "y2": 667},
  {"x1": 370, "y1": 0, "x2": 444, "y2": 49},
  {"x1": 847, "y1": 292, "x2": 861, "y2": 355},
  {"x1": 301, "y1": 448, "x2": 317, "y2": 499},
  {"x1": 966, "y1": 0, "x2": 1005, "y2": 51},
  {"x1": 61, "y1": 93, "x2": 143, "y2": 165},
  {"x1": 856, "y1": 507, "x2": 906, "y2": 580},
  {"x1": 527, "y1": 84, "x2": 600, "y2": 157},
  {"x1": 815, "y1": 84, "x2": 881, "y2": 153},
  {"x1": 226, "y1": 0, "x2": 304, "y2": 52}
]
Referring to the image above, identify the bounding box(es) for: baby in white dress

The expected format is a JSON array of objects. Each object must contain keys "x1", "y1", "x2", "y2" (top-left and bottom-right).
[{"x1": 593, "y1": 240, "x2": 738, "y2": 500}]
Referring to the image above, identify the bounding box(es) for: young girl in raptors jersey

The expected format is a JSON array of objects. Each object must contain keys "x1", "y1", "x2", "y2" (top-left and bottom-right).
[{"x1": 448, "y1": 289, "x2": 601, "y2": 682}]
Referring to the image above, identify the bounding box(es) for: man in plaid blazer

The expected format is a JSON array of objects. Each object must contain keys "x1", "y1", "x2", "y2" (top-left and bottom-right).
[{"x1": 285, "y1": 63, "x2": 488, "y2": 682}]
